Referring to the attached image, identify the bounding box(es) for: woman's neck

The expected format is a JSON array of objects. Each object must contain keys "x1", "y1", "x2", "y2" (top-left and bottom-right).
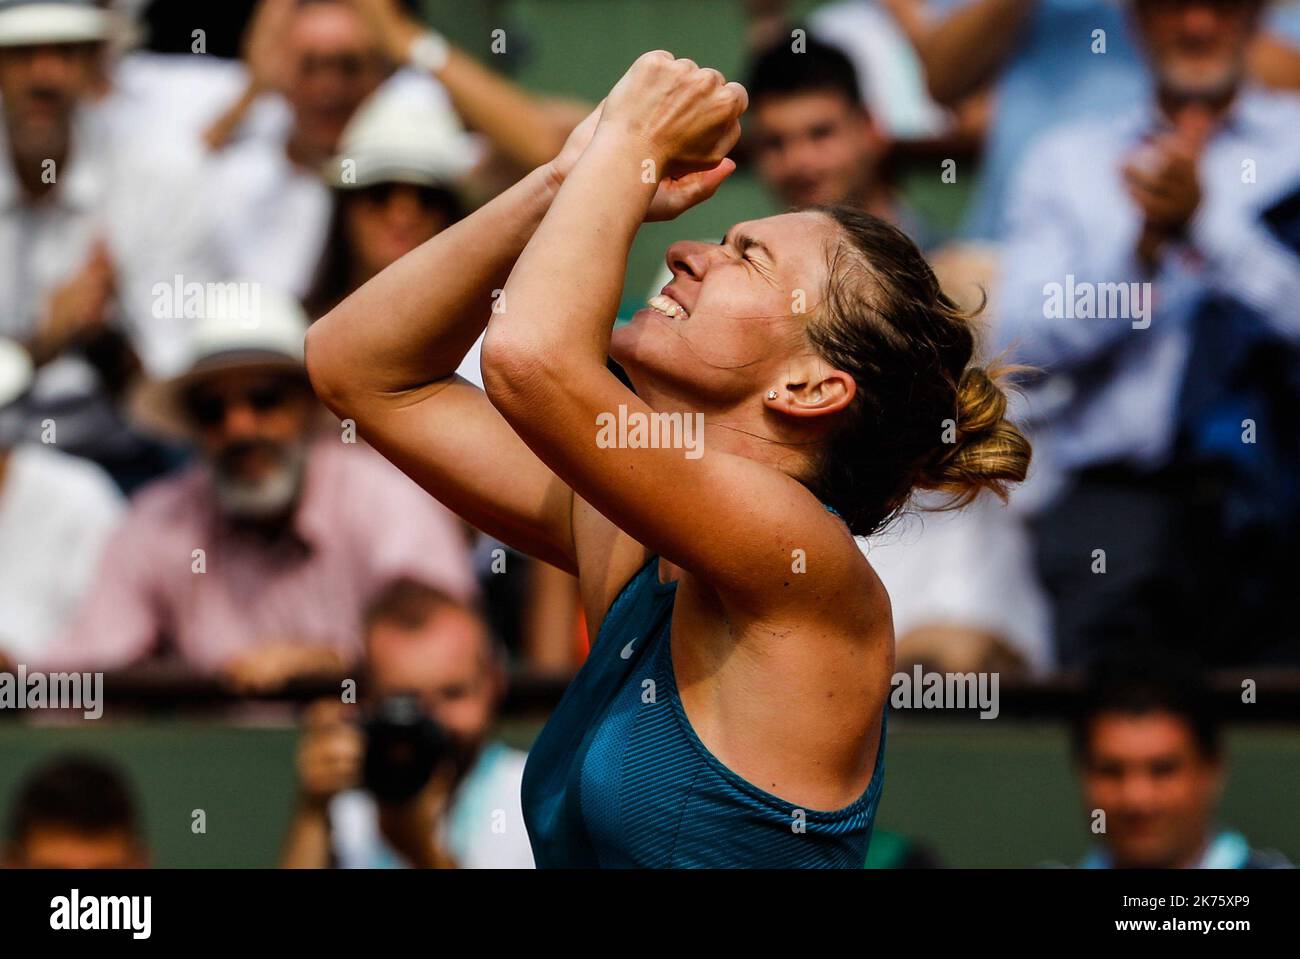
[{"x1": 631, "y1": 381, "x2": 820, "y2": 482}]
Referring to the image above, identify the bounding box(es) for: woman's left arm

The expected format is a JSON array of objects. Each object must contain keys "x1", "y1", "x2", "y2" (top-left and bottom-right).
[{"x1": 482, "y1": 54, "x2": 857, "y2": 608}]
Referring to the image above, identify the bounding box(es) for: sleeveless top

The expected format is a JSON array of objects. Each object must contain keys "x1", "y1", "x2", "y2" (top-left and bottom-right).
[{"x1": 520, "y1": 553, "x2": 888, "y2": 868}]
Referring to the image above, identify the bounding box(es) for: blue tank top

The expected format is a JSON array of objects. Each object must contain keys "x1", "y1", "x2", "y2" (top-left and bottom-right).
[{"x1": 521, "y1": 553, "x2": 887, "y2": 868}]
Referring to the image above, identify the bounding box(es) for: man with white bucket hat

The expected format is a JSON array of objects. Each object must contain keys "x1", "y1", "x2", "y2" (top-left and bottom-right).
[
  {"x1": 0, "y1": 0, "x2": 223, "y2": 487},
  {"x1": 32, "y1": 290, "x2": 475, "y2": 689}
]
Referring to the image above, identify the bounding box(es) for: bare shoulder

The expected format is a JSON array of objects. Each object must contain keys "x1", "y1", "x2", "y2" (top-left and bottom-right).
[{"x1": 734, "y1": 530, "x2": 893, "y2": 654}]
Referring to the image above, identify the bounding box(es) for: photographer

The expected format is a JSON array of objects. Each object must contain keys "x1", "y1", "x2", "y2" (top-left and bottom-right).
[{"x1": 280, "y1": 577, "x2": 533, "y2": 869}]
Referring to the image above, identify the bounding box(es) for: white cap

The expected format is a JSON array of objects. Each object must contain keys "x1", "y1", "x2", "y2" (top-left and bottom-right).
[
  {"x1": 0, "y1": 0, "x2": 110, "y2": 48},
  {"x1": 128, "y1": 288, "x2": 312, "y2": 439},
  {"x1": 325, "y1": 85, "x2": 476, "y2": 190}
]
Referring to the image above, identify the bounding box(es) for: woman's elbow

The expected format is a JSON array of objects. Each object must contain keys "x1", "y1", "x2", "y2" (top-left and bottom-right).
[
  {"x1": 480, "y1": 325, "x2": 552, "y2": 414},
  {"x1": 303, "y1": 320, "x2": 348, "y2": 414}
]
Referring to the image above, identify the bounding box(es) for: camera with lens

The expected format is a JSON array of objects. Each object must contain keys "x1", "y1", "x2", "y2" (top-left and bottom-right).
[{"x1": 362, "y1": 694, "x2": 451, "y2": 803}]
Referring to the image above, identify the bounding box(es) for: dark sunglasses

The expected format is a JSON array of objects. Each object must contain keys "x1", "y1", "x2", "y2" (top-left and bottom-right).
[
  {"x1": 183, "y1": 380, "x2": 296, "y2": 428},
  {"x1": 355, "y1": 182, "x2": 455, "y2": 212}
]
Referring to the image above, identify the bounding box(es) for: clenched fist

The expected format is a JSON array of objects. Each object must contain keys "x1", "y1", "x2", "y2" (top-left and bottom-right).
[{"x1": 598, "y1": 51, "x2": 747, "y2": 179}]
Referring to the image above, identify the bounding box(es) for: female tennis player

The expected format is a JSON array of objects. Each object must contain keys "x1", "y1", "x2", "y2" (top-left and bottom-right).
[{"x1": 307, "y1": 52, "x2": 1030, "y2": 868}]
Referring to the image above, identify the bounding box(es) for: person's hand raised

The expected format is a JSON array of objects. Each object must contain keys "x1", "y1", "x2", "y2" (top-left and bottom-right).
[
  {"x1": 549, "y1": 98, "x2": 737, "y2": 222},
  {"x1": 598, "y1": 51, "x2": 747, "y2": 180}
]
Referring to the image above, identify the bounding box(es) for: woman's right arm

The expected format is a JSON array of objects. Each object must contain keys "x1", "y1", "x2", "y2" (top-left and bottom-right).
[{"x1": 305, "y1": 158, "x2": 580, "y2": 571}]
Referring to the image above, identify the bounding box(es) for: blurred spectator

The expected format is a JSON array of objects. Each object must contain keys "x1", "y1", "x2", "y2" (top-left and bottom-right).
[
  {"x1": 466, "y1": 536, "x2": 586, "y2": 676},
  {"x1": 994, "y1": 0, "x2": 1300, "y2": 666},
  {"x1": 900, "y1": 0, "x2": 1300, "y2": 241},
  {"x1": 281, "y1": 577, "x2": 533, "y2": 868},
  {"x1": 0, "y1": 338, "x2": 121, "y2": 661},
  {"x1": 1251, "y1": 0, "x2": 1300, "y2": 89},
  {"x1": 0, "y1": 0, "x2": 220, "y2": 488},
  {"x1": 203, "y1": 0, "x2": 577, "y2": 302},
  {"x1": 744, "y1": 0, "x2": 958, "y2": 140},
  {"x1": 4, "y1": 754, "x2": 148, "y2": 868},
  {"x1": 744, "y1": 35, "x2": 904, "y2": 230},
  {"x1": 744, "y1": 33, "x2": 994, "y2": 299},
  {"x1": 1067, "y1": 651, "x2": 1291, "y2": 869},
  {"x1": 204, "y1": 0, "x2": 396, "y2": 298},
  {"x1": 905, "y1": 0, "x2": 1146, "y2": 240},
  {"x1": 346, "y1": 0, "x2": 575, "y2": 178},
  {"x1": 92, "y1": 3, "x2": 261, "y2": 149},
  {"x1": 303, "y1": 84, "x2": 469, "y2": 318},
  {"x1": 28, "y1": 292, "x2": 475, "y2": 689}
]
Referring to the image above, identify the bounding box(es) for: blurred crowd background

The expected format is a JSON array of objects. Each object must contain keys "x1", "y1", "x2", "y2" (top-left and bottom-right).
[{"x1": 0, "y1": 0, "x2": 1298, "y2": 869}]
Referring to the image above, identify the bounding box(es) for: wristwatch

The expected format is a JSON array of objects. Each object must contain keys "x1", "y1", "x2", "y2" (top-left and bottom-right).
[{"x1": 407, "y1": 29, "x2": 450, "y2": 74}]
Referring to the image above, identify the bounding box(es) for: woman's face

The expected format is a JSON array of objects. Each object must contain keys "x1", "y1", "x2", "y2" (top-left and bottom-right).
[
  {"x1": 611, "y1": 211, "x2": 840, "y2": 407},
  {"x1": 343, "y1": 183, "x2": 453, "y2": 281}
]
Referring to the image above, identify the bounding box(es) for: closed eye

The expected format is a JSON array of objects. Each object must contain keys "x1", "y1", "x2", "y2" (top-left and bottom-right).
[{"x1": 721, "y1": 231, "x2": 771, "y2": 265}]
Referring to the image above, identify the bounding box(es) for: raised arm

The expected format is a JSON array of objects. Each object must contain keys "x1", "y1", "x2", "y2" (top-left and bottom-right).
[
  {"x1": 480, "y1": 54, "x2": 860, "y2": 608},
  {"x1": 907, "y1": 0, "x2": 1037, "y2": 106},
  {"x1": 202, "y1": 0, "x2": 295, "y2": 152},
  {"x1": 305, "y1": 104, "x2": 727, "y2": 571},
  {"x1": 352, "y1": 0, "x2": 577, "y2": 172},
  {"x1": 305, "y1": 152, "x2": 579, "y2": 569}
]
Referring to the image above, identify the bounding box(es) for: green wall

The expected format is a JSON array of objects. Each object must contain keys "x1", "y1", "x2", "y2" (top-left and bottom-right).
[{"x1": 3, "y1": 719, "x2": 1296, "y2": 868}]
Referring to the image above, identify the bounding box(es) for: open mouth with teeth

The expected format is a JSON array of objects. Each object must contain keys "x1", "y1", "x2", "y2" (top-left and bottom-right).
[{"x1": 646, "y1": 293, "x2": 689, "y2": 320}]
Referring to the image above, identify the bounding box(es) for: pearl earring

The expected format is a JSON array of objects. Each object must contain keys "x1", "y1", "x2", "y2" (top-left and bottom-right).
[{"x1": 766, "y1": 390, "x2": 778, "y2": 401}]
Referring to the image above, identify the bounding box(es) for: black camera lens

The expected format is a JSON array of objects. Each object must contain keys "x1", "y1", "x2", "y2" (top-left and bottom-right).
[{"x1": 361, "y1": 694, "x2": 450, "y2": 803}]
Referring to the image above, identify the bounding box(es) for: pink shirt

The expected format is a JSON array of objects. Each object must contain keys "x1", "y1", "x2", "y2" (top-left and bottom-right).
[{"x1": 40, "y1": 439, "x2": 475, "y2": 672}]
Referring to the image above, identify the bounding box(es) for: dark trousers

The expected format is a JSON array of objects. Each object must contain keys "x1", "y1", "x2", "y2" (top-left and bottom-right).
[{"x1": 1030, "y1": 464, "x2": 1300, "y2": 669}]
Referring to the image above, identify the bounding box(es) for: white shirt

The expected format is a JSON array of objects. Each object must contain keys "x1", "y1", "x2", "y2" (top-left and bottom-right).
[
  {"x1": 204, "y1": 67, "x2": 477, "y2": 302},
  {"x1": 860, "y1": 492, "x2": 1054, "y2": 674},
  {"x1": 330, "y1": 741, "x2": 535, "y2": 869},
  {"x1": 205, "y1": 135, "x2": 333, "y2": 300},
  {"x1": 0, "y1": 104, "x2": 222, "y2": 378},
  {"x1": 97, "y1": 51, "x2": 279, "y2": 150},
  {"x1": 809, "y1": 1, "x2": 951, "y2": 139},
  {"x1": 0, "y1": 444, "x2": 123, "y2": 660}
]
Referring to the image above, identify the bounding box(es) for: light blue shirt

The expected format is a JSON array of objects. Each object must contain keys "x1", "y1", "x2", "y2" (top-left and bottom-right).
[
  {"x1": 1273, "y1": 3, "x2": 1300, "y2": 45},
  {"x1": 1079, "y1": 828, "x2": 1291, "y2": 869},
  {"x1": 329, "y1": 740, "x2": 535, "y2": 869},
  {"x1": 936, "y1": 0, "x2": 1147, "y2": 239},
  {"x1": 936, "y1": 0, "x2": 1300, "y2": 240},
  {"x1": 992, "y1": 88, "x2": 1300, "y2": 505}
]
